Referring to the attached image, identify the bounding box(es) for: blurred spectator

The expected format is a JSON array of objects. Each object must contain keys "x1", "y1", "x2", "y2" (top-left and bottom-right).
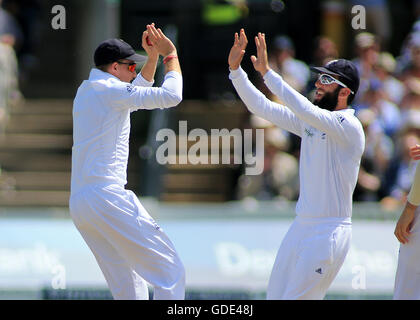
[
  {"x1": 394, "y1": 19, "x2": 420, "y2": 75},
  {"x1": 399, "y1": 77, "x2": 420, "y2": 114},
  {"x1": 380, "y1": 111, "x2": 420, "y2": 210},
  {"x1": 349, "y1": 0, "x2": 391, "y2": 49},
  {"x1": 356, "y1": 78, "x2": 402, "y2": 138},
  {"x1": 1, "y1": 0, "x2": 42, "y2": 83},
  {"x1": 268, "y1": 35, "x2": 310, "y2": 94},
  {"x1": 354, "y1": 109, "x2": 394, "y2": 201},
  {"x1": 373, "y1": 52, "x2": 405, "y2": 105},
  {"x1": 0, "y1": 0, "x2": 23, "y2": 49},
  {"x1": 0, "y1": 0, "x2": 21, "y2": 120},
  {"x1": 398, "y1": 32, "x2": 420, "y2": 82},
  {"x1": 0, "y1": 31, "x2": 21, "y2": 134},
  {"x1": 311, "y1": 36, "x2": 338, "y2": 67},
  {"x1": 352, "y1": 32, "x2": 380, "y2": 105}
]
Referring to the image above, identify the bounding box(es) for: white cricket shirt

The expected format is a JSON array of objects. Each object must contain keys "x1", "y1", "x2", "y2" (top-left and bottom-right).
[
  {"x1": 229, "y1": 67, "x2": 365, "y2": 218},
  {"x1": 71, "y1": 68, "x2": 182, "y2": 194}
]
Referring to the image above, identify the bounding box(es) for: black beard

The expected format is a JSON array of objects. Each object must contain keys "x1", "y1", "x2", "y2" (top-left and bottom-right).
[{"x1": 313, "y1": 87, "x2": 341, "y2": 111}]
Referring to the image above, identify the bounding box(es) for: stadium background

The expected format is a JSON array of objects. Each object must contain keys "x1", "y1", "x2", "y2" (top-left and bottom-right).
[{"x1": 0, "y1": 0, "x2": 418, "y2": 299}]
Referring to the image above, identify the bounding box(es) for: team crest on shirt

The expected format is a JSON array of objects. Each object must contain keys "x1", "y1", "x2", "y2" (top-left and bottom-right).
[{"x1": 126, "y1": 84, "x2": 134, "y2": 93}]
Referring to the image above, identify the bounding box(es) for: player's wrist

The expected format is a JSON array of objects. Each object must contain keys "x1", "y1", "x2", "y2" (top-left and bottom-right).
[
  {"x1": 163, "y1": 49, "x2": 177, "y2": 58},
  {"x1": 163, "y1": 54, "x2": 178, "y2": 65},
  {"x1": 259, "y1": 66, "x2": 270, "y2": 77},
  {"x1": 405, "y1": 201, "x2": 418, "y2": 212},
  {"x1": 229, "y1": 64, "x2": 240, "y2": 71},
  {"x1": 147, "y1": 54, "x2": 159, "y2": 63}
]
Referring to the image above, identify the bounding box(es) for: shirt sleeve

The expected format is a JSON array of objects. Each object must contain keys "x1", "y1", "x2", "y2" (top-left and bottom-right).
[
  {"x1": 229, "y1": 67, "x2": 302, "y2": 137},
  {"x1": 131, "y1": 72, "x2": 154, "y2": 87},
  {"x1": 263, "y1": 69, "x2": 361, "y2": 146},
  {"x1": 100, "y1": 71, "x2": 182, "y2": 111},
  {"x1": 408, "y1": 163, "x2": 420, "y2": 206}
]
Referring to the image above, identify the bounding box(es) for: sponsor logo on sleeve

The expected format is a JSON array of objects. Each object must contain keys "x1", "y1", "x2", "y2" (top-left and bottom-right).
[{"x1": 336, "y1": 114, "x2": 346, "y2": 123}]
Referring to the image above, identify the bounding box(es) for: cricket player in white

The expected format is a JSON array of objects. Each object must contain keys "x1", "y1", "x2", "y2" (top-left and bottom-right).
[
  {"x1": 228, "y1": 30, "x2": 365, "y2": 299},
  {"x1": 69, "y1": 24, "x2": 185, "y2": 300},
  {"x1": 394, "y1": 144, "x2": 420, "y2": 299}
]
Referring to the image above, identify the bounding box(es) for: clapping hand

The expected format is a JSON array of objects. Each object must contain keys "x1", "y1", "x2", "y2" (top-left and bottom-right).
[
  {"x1": 146, "y1": 23, "x2": 177, "y2": 57},
  {"x1": 142, "y1": 24, "x2": 158, "y2": 60}
]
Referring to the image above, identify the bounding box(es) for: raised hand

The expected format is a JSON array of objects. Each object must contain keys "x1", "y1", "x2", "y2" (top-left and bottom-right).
[
  {"x1": 146, "y1": 23, "x2": 177, "y2": 57},
  {"x1": 228, "y1": 29, "x2": 248, "y2": 70},
  {"x1": 250, "y1": 32, "x2": 270, "y2": 76},
  {"x1": 142, "y1": 24, "x2": 159, "y2": 60}
]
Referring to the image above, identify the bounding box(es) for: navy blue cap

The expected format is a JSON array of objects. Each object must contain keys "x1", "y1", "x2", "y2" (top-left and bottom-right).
[
  {"x1": 310, "y1": 59, "x2": 360, "y2": 95},
  {"x1": 94, "y1": 38, "x2": 147, "y2": 66}
]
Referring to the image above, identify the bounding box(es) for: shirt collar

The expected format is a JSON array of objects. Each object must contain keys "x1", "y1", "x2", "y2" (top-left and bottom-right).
[
  {"x1": 335, "y1": 107, "x2": 355, "y2": 115},
  {"x1": 88, "y1": 68, "x2": 120, "y2": 82},
  {"x1": 341, "y1": 108, "x2": 355, "y2": 115}
]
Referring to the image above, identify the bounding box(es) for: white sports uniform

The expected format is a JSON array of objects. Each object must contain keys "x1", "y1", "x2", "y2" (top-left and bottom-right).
[
  {"x1": 229, "y1": 67, "x2": 365, "y2": 299},
  {"x1": 69, "y1": 68, "x2": 185, "y2": 300},
  {"x1": 394, "y1": 163, "x2": 420, "y2": 300}
]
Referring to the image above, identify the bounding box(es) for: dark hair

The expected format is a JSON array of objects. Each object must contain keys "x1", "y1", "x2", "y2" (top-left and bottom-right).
[{"x1": 96, "y1": 63, "x2": 112, "y2": 72}]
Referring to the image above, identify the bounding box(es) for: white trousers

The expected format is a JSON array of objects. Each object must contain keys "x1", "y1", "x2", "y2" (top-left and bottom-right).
[
  {"x1": 394, "y1": 209, "x2": 420, "y2": 300},
  {"x1": 69, "y1": 184, "x2": 185, "y2": 300},
  {"x1": 267, "y1": 216, "x2": 352, "y2": 300}
]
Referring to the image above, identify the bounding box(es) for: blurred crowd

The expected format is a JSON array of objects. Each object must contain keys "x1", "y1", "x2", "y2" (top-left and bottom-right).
[
  {"x1": 0, "y1": 0, "x2": 41, "y2": 78},
  {"x1": 0, "y1": 0, "x2": 23, "y2": 133},
  {"x1": 0, "y1": 0, "x2": 41, "y2": 188},
  {"x1": 0, "y1": 0, "x2": 42, "y2": 131},
  {"x1": 1, "y1": 0, "x2": 420, "y2": 210},
  {"x1": 237, "y1": 24, "x2": 420, "y2": 211}
]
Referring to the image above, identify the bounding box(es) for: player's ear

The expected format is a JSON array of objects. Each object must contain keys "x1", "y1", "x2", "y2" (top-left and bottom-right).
[{"x1": 339, "y1": 87, "x2": 350, "y2": 98}]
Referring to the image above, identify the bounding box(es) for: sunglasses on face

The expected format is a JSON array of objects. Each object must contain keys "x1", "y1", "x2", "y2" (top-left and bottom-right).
[
  {"x1": 318, "y1": 73, "x2": 354, "y2": 94},
  {"x1": 117, "y1": 61, "x2": 137, "y2": 72}
]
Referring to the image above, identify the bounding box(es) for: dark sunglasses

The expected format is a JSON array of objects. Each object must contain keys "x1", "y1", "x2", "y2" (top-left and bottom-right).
[{"x1": 117, "y1": 61, "x2": 137, "y2": 72}]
